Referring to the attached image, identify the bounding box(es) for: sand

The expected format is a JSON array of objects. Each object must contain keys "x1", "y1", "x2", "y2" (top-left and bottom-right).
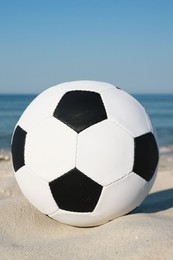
[{"x1": 0, "y1": 152, "x2": 173, "y2": 260}]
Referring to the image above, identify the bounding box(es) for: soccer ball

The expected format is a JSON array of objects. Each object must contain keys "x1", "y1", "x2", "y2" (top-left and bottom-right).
[{"x1": 11, "y1": 81, "x2": 159, "y2": 227}]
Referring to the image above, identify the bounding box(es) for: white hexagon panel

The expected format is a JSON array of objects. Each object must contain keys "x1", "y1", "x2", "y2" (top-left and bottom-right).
[
  {"x1": 101, "y1": 88, "x2": 152, "y2": 137},
  {"x1": 17, "y1": 86, "x2": 67, "y2": 132},
  {"x1": 93, "y1": 172, "x2": 155, "y2": 224},
  {"x1": 15, "y1": 165, "x2": 58, "y2": 215},
  {"x1": 76, "y1": 119, "x2": 134, "y2": 186},
  {"x1": 25, "y1": 117, "x2": 77, "y2": 182}
]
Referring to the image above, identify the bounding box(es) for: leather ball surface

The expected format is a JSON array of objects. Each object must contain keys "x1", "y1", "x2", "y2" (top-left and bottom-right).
[{"x1": 11, "y1": 81, "x2": 159, "y2": 227}]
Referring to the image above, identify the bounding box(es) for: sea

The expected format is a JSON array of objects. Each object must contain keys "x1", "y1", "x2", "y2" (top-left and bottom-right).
[{"x1": 0, "y1": 93, "x2": 173, "y2": 154}]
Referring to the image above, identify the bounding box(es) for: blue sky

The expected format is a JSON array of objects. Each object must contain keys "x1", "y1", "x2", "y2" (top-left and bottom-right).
[{"x1": 0, "y1": 0, "x2": 173, "y2": 94}]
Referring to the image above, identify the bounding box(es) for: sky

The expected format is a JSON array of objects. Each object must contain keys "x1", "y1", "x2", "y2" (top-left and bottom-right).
[{"x1": 0, "y1": 0, "x2": 173, "y2": 94}]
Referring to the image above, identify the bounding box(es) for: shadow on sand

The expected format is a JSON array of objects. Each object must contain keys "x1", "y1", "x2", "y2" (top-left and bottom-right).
[{"x1": 132, "y1": 188, "x2": 173, "y2": 214}]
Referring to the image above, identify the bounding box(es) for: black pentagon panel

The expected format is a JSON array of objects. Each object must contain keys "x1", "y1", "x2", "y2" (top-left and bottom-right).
[
  {"x1": 49, "y1": 168, "x2": 103, "y2": 212},
  {"x1": 133, "y1": 132, "x2": 159, "y2": 182},
  {"x1": 11, "y1": 125, "x2": 27, "y2": 172},
  {"x1": 53, "y1": 91, "x2": 107, "y2": 133}
]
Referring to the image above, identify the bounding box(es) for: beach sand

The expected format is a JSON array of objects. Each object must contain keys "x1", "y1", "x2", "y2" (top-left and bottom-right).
[{"x1": 0, "y1": 152, "x2": 173, "y2": 260}]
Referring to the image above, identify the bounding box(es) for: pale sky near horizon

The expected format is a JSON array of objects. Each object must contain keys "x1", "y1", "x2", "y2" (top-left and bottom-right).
[{"x1": 0, "y1": 0, "x2": 173, "y2": 94}]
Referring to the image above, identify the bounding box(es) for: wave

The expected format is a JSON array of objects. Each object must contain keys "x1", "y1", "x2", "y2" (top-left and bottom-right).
[{"x1": 159, "y1": 145, "x2": 173, "y2": 154}]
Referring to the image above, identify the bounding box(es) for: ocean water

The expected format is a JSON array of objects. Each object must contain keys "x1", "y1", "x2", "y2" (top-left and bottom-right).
[
  {"x1": 0, "y1": 93, "x2": 173, "y2": 153},
  {"x1": 0, "y1": 94, "x2": 35, "y2": 150}
]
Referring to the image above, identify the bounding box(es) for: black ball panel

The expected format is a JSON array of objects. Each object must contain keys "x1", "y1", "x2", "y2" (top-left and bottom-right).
[
  {"x1": 133, "y1": 132, "x2": 159, "y2": 181},
  {"x1": 53, "y1": 90, "x2": 107, "y2": 133},
  {"x1": 49, "y1": 168, "x2": 103, "y2": 212},
  {"x1": 11, "y1": 125, "x2": 26, "y2": 172}
]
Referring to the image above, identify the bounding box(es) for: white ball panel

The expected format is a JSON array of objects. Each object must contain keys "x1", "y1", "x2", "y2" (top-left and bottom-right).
[
  {"x1": 17, "y1": 86, "x2": 66, "y2": 132},
  {"x1": 25, "y1": 117, "x2": 77, "y2": 182},
  {"x1": 55, "y1": 80, "x2": 116, "y2": 94},
  {"x1": 76, "y1": 120, "x2": 134, "y2": 186},
  {"x1": 15, "y1": 166, "x2": 58, "y2": 215},
  {"x1": 94, "y1": 172, "x2": 152, "y2": 223},
  {"x1": 49, "y1": 209, "x2": 100, "y2": 227},
  {"x1": 101, "y1": 89, "x2": 151, "y2": 137}
]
